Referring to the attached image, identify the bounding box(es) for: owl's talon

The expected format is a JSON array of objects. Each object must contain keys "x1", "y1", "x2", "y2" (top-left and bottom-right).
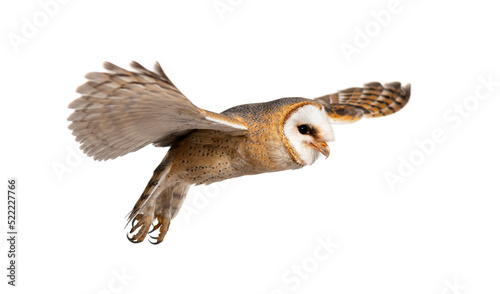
[
  {"x1": 127, "y1": 214, "x2": 152, "y2": 243},
  {"x1": 126, "y1": 233, "x2": 140, "y2": 243},
  {"x1": 130, "y1": 214, "x2": 144, "y2": 232},
  {"x1": 130, "y1": 216, "x2": 147, "y2": 234},
  {"x1": 145, "y1": 216, "x2": 171, "y2": 245},
  {"x1": 148, "y1": 218, "x2": 162, "y2": 234},
  {"x1": 148, "y1": 231, "x2": 164, "y2": 245},
  {"x1": 148, "y1": 238, "x2": 161, "y2": 245},
  {"x1": 132, "y1": 226, "x2": 149, "y2": 243}
]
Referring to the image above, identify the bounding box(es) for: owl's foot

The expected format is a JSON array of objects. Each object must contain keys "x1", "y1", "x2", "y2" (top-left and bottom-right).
[
  {"x1": 127, "y1": 214, "x2": 152, "y2": 243},
  {"x1": 126, "y1": 212, "x2": 172, "y2": 244},
  {"x1": 148, "y1": 214, "x2": 171, "y2": 245},
  {"x1": 126, "y1": 177, "x2": 187, "y2": 244}
]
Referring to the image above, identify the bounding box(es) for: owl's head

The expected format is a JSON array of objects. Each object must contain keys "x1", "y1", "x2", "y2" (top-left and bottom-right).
[{"x1": 282, "y1": 103, "x2": 334, "y2": 165}]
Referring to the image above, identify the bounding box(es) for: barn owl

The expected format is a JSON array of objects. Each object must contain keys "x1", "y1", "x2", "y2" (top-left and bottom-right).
[{"x1": 68, "y1": 61, "x2": 410, "y2": 244}]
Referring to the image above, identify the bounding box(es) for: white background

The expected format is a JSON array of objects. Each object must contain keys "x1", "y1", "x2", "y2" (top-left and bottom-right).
[{"x1": 1, "y1": 0, "x2": 499, "y2": 293}]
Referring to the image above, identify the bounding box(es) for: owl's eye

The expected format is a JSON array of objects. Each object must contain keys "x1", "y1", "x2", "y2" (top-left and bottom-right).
[{"x1": 297, "y1": 124, "x2": 310, "y2": 135}]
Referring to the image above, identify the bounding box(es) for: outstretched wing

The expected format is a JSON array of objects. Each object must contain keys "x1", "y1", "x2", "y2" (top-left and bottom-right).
[
  {"x1": 68, "y1": 61, "x2": 247, "y2": 161},
  {"x1": 315, "y1": 82, "x2": 411, "y2": 124}
]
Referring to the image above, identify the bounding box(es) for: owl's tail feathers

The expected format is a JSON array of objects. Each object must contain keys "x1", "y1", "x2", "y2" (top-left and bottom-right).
[{"x1": 126, "y1": 156, "x2": 190, "y2": 245}]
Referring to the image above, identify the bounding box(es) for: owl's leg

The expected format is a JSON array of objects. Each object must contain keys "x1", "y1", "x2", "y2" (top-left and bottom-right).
[
  {"x1": 147, "y1": 188, "x2": 172, "y2": 244},
  {"x1": 148, "y1": 183, "x2": 190, "y2": 245},
  {"x1": 126, "y1": 156, "x2": 172, "y2": 243},
  {"x1": 126, "y1": 154, "x2": 191, "y2": 244},
  {"x1": 127, "y1": 213, "x2": 154, "y2": 243}
]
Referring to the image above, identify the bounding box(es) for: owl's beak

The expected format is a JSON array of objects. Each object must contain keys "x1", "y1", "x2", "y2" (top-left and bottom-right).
[{"x1": 310, "y1": 141, "x2": 330, "y2": 159}]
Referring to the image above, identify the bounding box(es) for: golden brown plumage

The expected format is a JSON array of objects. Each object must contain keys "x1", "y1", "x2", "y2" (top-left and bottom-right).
[{"x1": 67, "y1": 61, "x2": 411, "y2": 244}]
